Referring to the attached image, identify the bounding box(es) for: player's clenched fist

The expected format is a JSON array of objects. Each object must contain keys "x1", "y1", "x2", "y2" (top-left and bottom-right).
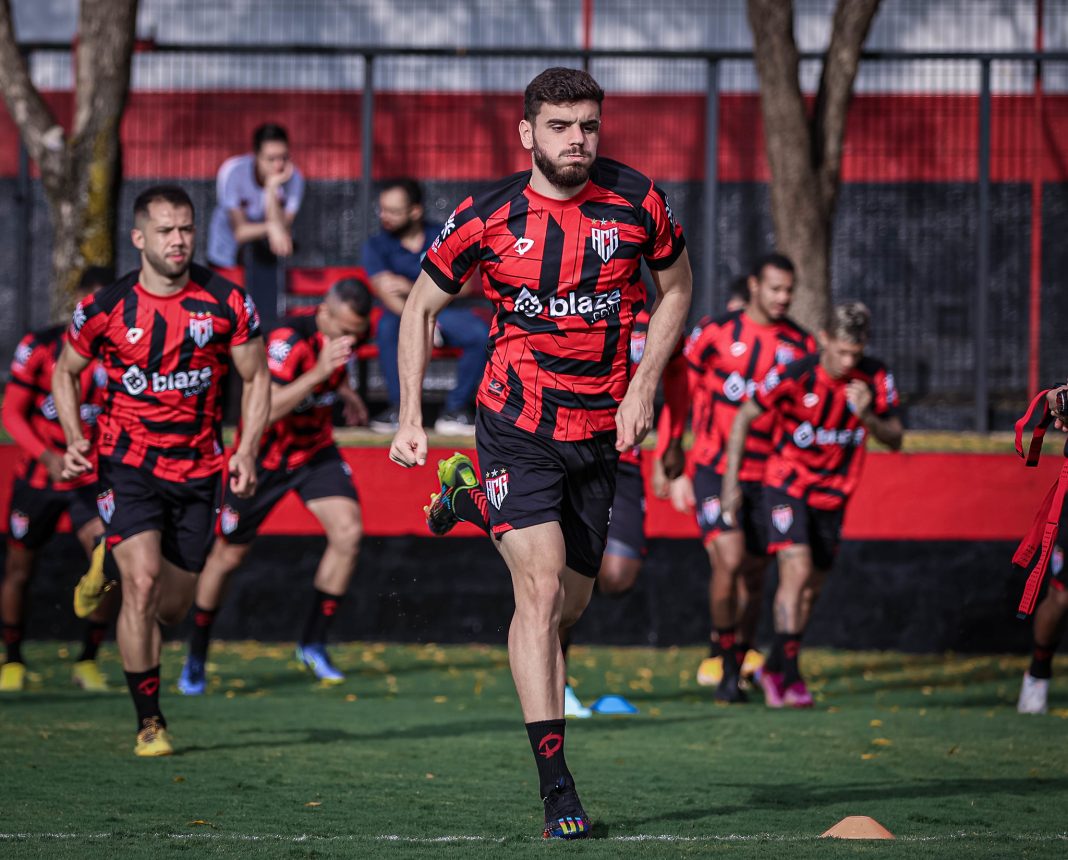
[
  {"x1": 61, "y1": 438, "x2": 93, "y2": 481},
  {"x1": 228, "y1": 450, "x2": 258, "y2": 498},
  {"x1": 614, "y1": 390, "x2": 653, "y2": 452},
  {"x1": 390, "y1": 423, "x2": 427, "y2": 467}
]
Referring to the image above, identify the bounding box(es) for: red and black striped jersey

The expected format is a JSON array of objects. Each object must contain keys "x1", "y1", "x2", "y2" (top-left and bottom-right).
[
  {"x1": 67, "y1": 264, "x2": 261, "y2": 482},
  {"x1": 3, "y1": 325, "x2": 105, "y2": 491},
  {"x1": 753, "y1": 353, "x2": 899, "y2": 510},
  {"x1": 684, "y1": 309, "x2": 815, "y2": 480},
  {"x1": 248, "y1": 314, "x2": 351, "y2": 471},
  {"x1": 422, "y1": 157, "x2": 686, "y2": 442}
]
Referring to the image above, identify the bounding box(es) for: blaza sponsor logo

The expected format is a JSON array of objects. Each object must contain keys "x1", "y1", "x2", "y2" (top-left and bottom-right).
[
  {"x1": 791, "y1": 420, "x2": 865, "y2": 448},
  {"x1": 514, "y1": 287, "x2": 623, "y2": 323},
  {"x1": 9, "y1": 510, "x2": 29, "y2": 540},
  {"x1": 121, "y1": 364, "x2": 213, "y2": 398},
  {"x1": 96, "y1": 489, "x2": 115, "y2": 524},
  {"x1": 189, "y1": 313, "x2": 214, "y2": 348},
  {"x1": 771, "y1": 504, "x2": 794, "y2": 534},
  {"x1": 485, "y1": 467, "x2": 509, "y2": 510}
]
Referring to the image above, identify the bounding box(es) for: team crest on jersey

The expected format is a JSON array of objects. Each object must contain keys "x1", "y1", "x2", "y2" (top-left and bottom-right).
[
  {"x1": 485, "y1": 468, "x2": 509, "y2": 510},
  {"x1": 126, "y1": 327, "x2": 144, "y2": 344},
  {"x1": 729, "y1": 341, "x2": 747, "y2": 357},
  {"x1": 9, "y1": 510, "x2": 29, "y2": 540},
  {"x1": 701, "y1": 496, "x2": 721, "y2": 527},
  {"x1": 244, "y1": 294, "x2": 260, "y2": 331},
  {"x1": 772, "y1": 505, "x2": 794, "y2": 534},
  {"x1": 591, "y1": 224, "x2": 619, "y2": 264},
  {"x1": 189, "y1": 314, "x2": 214, "y2": 348},
  {"x1": 267, "y1": 339, "x2": 292, "y2": 369},
  {"x1": 96, "y1": 490, "x2": 115, "y2": 524},
  {"x1": 802, "y1": 392, "x2": 820, "y2": 408},
  {"x1": 629, "y1": 332, "x2": 647, "y2": 365},
  {"x1": 13, "y1": 342, "x2": 31, "y2": 368},
  {"x1": 220, "y1": 505, "x2": 239, "y2": 535}
]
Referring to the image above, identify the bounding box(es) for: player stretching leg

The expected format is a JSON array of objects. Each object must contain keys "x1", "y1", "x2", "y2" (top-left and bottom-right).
[
  {"x1": 0, "y1": 268, "x2": 116, "y2": 693},
  {"x1": 53, "y1": 186, "x2": 270, "y2": 756},
  {"x1": 391, "y1": 68, "x2": 691, "y2": 838},
  {"x1": 178, "y1": 281, "x2": 371, "y2": 693},
  {"x1": 682, "y1": 256, "x2": 816, "y2": 702},
  {"x1": 723, "y1": 303, "x2": 902, "y2": 708}
]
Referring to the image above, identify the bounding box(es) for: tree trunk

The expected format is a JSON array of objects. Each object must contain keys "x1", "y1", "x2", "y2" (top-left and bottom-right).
[
  {"x1": 0, "y1": 0, "x2": 137, "y2": 322},
  {"x1": 747, "y1": 0, "x2": 880, "y2": 333}
]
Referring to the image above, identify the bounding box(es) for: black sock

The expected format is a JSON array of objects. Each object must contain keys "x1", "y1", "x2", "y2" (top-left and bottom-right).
[
  {"x1": 708, "y1": 631, "x2": 719, "y2": 658},
  {"x1": 780, "y1": 633, "x2": 803, "y2": 687},
  {"x1": 717, "y1": 627, "x2": 740, "y2": 676},
  {"x1": 765, "y1": 635, "x2": 785, "y2": 674},
  {"x1": 526, "y1": 719, "x2": 572, "y2": 797},
  {"x1": 3, "y1": 623, "x2": 23, "y2": 664},
  {"x1": 451, "y1": 486, "x2": 491, "y2": 535},
  {"x1": 78, "y1": 621, "x2": 108, "y2": 662},
  {"x1": 301, "y1": 589, "x2": 343, "y2": 645},
  {"x1": 1030, "y1": 641, "x2": 1057, "y2": 680},
  {"x1": 189, "y1": 604, "x2": 217, "y2": 662},
  {"x1": 125, "y1": 666, "x2": 164, "y2": 731}
]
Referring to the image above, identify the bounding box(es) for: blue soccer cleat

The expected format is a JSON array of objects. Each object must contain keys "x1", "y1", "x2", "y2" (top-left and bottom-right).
[
  {"x1": 297, "y1": 643, "x2": 345, "y2": 684},
  {"x1": 177, "y1": 655, "x2": 206, "y2": 696}
]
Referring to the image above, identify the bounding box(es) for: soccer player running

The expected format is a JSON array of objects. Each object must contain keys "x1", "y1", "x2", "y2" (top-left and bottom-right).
[
  {"x1": 178, "y1": 280, "x2": 371, "y2": 693},
  {"x1": 682, "y1": 255, "x2": 816, "y2": 703},
  {"x1": 722, "y1": 302, "x2": 903, "y2": 708},
  {"x1": 389, "y1": 68, "x2": 691, "y2": 838},
  {"x1": 0, "y1": 267, "x2": 115, "y2": 693},
  {"x1": 53, "y1": 186, "x2": 270, "y2": 756}
]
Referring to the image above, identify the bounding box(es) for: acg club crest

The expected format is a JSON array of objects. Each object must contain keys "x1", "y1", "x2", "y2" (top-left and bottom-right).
[
  {"x1": 591, "y1": 223, "x2": 619, "y2": 264},
  {"x1": 189, "y1": 313, "x2": 214, "y2": 348},
  {"x1": 97, "y1": 489, "x2": 116, "y2": 524},
  {"x1": 701, "y1": 496, "x2": 721, "y2": 527},
  {"x1": 485, "y1": 468, "x2": 509, "y2": 510},
  {"x1": 9, "y1": 510, "x2": 29, "y2": 540},
  {"x1": 772, "y1": 504, "x2": 794, "y2": 534},
  {"x1": 220, "y1": 505, "x2": 239, "y2": 535}
]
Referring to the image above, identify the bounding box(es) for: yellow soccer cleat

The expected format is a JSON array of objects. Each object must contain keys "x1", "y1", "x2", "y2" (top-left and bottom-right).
[
  {"x1": 0, "y1": 661, "x2": 26, "y2": 692},
  {"x1": 696, "y1": 656, "x2": 723, "y2": 687},
  {"x1": 71, "y1": 660, "x2": 110, "y2": 692},
  {"x1": 74, "y1": 541, "x2": 117, "y2": 619},
  {"x1": 134, "y1": 718, "x2": 174, "y2": 757},
  {"x1": 741, "y1": 649, "x2": 766, "y2": 680}
]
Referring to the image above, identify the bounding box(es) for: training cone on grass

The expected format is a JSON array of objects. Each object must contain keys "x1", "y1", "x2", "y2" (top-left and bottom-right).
[{"x1": 820, "y1": 816, "x2": 895, "y2": 840}]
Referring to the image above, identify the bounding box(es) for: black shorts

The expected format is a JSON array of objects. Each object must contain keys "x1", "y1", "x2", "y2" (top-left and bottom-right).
[
  {"x1": 7, "y1": 478, "x2": 99, "y2": 550},
  {"x1": 764, "y1": 484, "x2": 844, "y2": 571},
  {"x1": 97, "y1": 459, "x2": 222, "y2": 573},
  {"x1": 605, "y1": 460, "x2": 646, "y2": 560},
  {"x1": 475, "y1": 408, "x2": 619, "y2": 578},
  {"x1": 218, "y1": 444, "x2": 359, "y2": 545},
  {"x1": 693, "y1": 465, "x2": 767, "y2": 556}
]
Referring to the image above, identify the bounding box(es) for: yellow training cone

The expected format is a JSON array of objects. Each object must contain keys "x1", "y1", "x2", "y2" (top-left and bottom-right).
[{"x1": 820, "y1": 816, "x2": 895, "y2": 840}]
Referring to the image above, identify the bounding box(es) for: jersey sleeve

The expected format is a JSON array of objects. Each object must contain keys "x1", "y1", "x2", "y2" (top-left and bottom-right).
[
  {"x1": 8, "y1": 334, "x2": 40, "y2": 389},
  {"x1": 683, "y1": 318, "x2": 718, "y2": 374},
  {"x1": 266, "y1": 330, "x2": 313, "y2": 385},
  {"x1": 640, "y1": 183, "x2": 685, "y2": 271},
  {"x1": 229, "y1": 288, "x2": 263, "y2": 345},
  {"x1": 217, "y1": 157, "x2": 243, "y2": 212},
  {"x1": 753, "y1": 363, "x2": 797, "y2": 413},
  {"x1": 67, "y1": 296, "x2": 108, "y2": 359},
  {"x1": 421, "y1": 197, "x2": 485, "y2": 295},
  {"x1": 871, "y1": 364, "x2": 899, "y2": 418}
]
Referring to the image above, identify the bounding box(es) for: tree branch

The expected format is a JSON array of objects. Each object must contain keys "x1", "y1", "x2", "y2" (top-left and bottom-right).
[{"x1": 72, "y1": 0, "x2": 138, "y2": 141}]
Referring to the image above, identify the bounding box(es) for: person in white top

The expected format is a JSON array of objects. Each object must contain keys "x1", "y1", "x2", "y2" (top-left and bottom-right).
[{"x1": 207, "y1": 123, "x2": 305, "y2": 268}]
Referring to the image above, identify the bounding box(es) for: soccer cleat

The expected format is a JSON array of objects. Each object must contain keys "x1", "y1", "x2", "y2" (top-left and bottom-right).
[
  {"x1": 71, "y1": 660, "x2": 109, "y2": 692},
  {"x1": 297, "y1": 644, "x2": 345, "y2": 684},
  {"x1": 1017, "y1": 673, "x2": 1050, "y2": 715},
  {"x1": 760, "y1": 671, "x2": 786, "y2": 709},
  {"x1": 177, "y1": 656, "x2": 207, "y2": 696},
  {"x1": 542, "y1": 777, "x2": 591, "y2": 840},
  {"x1": 73, "y1": 541, "x2": 117, "y2": 619},
  {"x1": 782, "y1": 680, "x2": 814, "y2": 708},
  {"x1": 715, "y1": 671, "x2": 748, "y2": 704},
  {"x1": 741, "y1": 649, "x2": 765, "y2": 680},
  {"x1": 696, "y1": 656, "x2": 723, "y2": 687},
  {"x1": 0, "y1": 661, "x2": 26, "y2": 692},
  {"x1": 134, "y1": 717, "x2": 174, "y2": 757},
  {"x1": 424, "y1": 452, "x2": 480, "y2": 536},
  {"x1": 564, "y1": 684, "x2": 593, "y2": 719}
]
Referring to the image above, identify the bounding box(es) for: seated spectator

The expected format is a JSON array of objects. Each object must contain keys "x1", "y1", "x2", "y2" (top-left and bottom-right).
[
  {"x1": 361, "y1": 178, "x2": 488, "y2": 435},
  {"x1": 208, "y1": 122, "x2": 305, "y2": 287}
]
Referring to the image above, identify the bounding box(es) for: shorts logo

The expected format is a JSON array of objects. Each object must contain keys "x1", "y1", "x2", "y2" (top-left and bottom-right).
[
  {"x1": 772, "y1": 504, "x2": 794, "y2": 534},
  {"x1": 513, "y1": 237, "x2": 534, "y2": 256},
  {"x1": 514, "y1": 287, "x2": 543, "y2": 318},
  {"x1": 9, "y1": 510, "x2": 28, "y2": 540},
  {"x1": 792, "y1": 421, "x2": 815, "y2": 448},
  {"x1": 701, "y1": 496, "x2": 721, "y2": 527},
  {"x1": 730, "y1": 341, "x2": 747, "y2": 357},
  {"x1": 1053, "y1": 545, "x2": 1064, "y2": 576},
  {"x1": 189, "y1": 313, "x2": 214, "y2": 348},
  {"x1": 126, "y1": 327, "x2": 144, "y2": 344},
  {"x1": 220, "y1": 505, "x2": 239, "y2": 535},
  {"x1": 97, "y1": 489, "x2": 116, "y2": 524},
  {"x1": 485, "y1": 468, "x2": 509, "y2": 510},
  {"x1": 803, "y1": 392, "x2": 820, "y2": 408},
  {"x1": 121, "y1": 364, "x2": 148, "y2": 396},
  {"x1": 591, "y1": 224, "x2": 619, "y2": 264},
  {"x1": 629, "y1": 331, "x2": 647, "y2": 365}
]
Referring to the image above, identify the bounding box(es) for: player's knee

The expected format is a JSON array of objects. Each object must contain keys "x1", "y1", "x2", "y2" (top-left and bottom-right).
[
  {"x1": 123, "y1": 569, "x2": 162, "y2": 609},
  {"x1": 327, "y1": 517, "x2": 362, "y2": 556},
  {"x1": 516, "y1": 572, "x2": 564, "y2": 620},
  {"x1": 598, "y1": 564, "x2": 637, "y2": 596}
]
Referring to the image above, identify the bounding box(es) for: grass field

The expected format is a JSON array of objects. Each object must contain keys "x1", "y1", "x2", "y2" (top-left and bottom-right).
[{"x1": 2, "y1": 642, "x2": 1066, "y2": 858}]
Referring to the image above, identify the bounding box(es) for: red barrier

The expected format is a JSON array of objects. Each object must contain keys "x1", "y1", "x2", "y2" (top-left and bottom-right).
[{"x1": 0, "y1": 446, "x2": 1058, "y2": 541}]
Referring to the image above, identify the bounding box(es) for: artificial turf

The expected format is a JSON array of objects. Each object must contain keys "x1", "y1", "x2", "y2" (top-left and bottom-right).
[{"x1": 1, "y1": 642, "x2": 1066, "y2": 858}]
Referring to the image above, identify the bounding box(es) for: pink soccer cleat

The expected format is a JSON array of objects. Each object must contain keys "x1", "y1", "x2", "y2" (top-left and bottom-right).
[
  {"x1": 760, "y1": 671, "x2": 785, "y2": 708},
  {"x1": 782, "y1": 680, "x2": 814, "y2": 708}
]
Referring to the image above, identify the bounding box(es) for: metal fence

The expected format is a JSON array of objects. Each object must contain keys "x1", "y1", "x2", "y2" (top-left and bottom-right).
[{"x1": 2, "y1": 25, "x2": 1067, "y2": 429}]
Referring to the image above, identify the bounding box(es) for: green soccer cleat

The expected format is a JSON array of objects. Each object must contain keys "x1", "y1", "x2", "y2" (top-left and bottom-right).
[{"x1": 424, "y1": 453, "x2": 479, "y2": 536}]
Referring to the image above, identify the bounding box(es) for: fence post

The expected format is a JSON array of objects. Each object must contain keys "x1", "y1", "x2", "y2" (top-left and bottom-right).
[
  {"x1": 703, "y1": 57, "x2": 720, "y2": 315},
  {"x1": 360, "y1": 53, "x2": 375, "y2": 248},
  {"x1": 975, "y1": 58, "x2": 991, "y2": 433}
]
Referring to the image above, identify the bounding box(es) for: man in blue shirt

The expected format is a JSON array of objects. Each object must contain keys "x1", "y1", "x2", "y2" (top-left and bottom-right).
[{"x1": 361, "y1": 178, "x2": 488, "y2": 434}]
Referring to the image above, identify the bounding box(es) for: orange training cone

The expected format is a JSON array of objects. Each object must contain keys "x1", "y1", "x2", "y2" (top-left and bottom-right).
[{"x1": 820, "y1": 816, "x2": 895, "y2": 840}]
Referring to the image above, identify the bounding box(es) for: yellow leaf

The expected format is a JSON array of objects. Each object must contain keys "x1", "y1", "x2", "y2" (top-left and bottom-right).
[
  {"x1": 304, "y1": 801, "x2": 321, "y2": 807},
  {"x1": 861, "y1": 753, "x2": 877, "y2": 760},
  {"x1": 173, "y1": 776, "x2": 185, "y2": 783},
  {"x1": 433, "y1": 695, "x2": 448, "y2": 703},
  {"x1": 345, "y1": 694, "x2": 358, "y2": 702},
  {"x1": 426, "y1": 773, "x2": 435, "y2": 779},
  {"x1": 188, "y1": 820, "x2": 215, "y2": 828},
  {"x1": 871, "y1": 738, "x2": 892, "y2": 747},
  {"x1": 869, "y1": 719, "x2": 883, "y2": 727}
]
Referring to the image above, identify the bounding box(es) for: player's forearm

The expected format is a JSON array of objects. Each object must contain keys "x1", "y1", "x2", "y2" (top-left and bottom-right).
[
  {"x1": 231, "y1": 217, "x2": 271, "y2": 245},
  {"x1": 51, "y1": 370, "x2": 85, "y2": 446},
  {"x1": 268, "y1": 371, "x2": 325, "y2": 423},
  {"x1": 396, "y1": 300, "x2": 436, "y2": 428},
  {"x1": 724, "y1": 402, "x2": 759, "y2": 494},
  {"x1": 237, "y1": 363, "x2": 272, "y2": 457},
  {"x1": 629, "y1": 287, "x2": 690, "y2": 400},
  {"x1": 864, "y1": 413, "x2": 904, "y2": 451},
  {"x1": 1, "y1": 392, "x2": 48, "y2": 459}
]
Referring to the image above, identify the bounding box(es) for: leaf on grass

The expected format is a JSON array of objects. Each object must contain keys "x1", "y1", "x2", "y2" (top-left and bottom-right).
[
  {"x1": 433, "y1": 695, "x2": 448, "y2": 704},
  {"x1": 426, "y1": 773, "x2": 435, "y2": 780},
  {"x1": 946, "y1": 745, "x2": 959, "y2": 756},
  {"x1": 188, "y1": 820, "x2": 216, "y2": 828},
  {"x1": 305, "y1": 801, "x2": 322, "y2": 807},
  {"x1": 345, "y1": 694, "x2": 358, "y2": 702},
  {"x1": 869, "y1": 719, "x2": 883, "y2": 727},
  {"x1": 861, "y1": 753, "x2": 877, "y2": 760},
  {"x1": 173, "y1": 776, "x2": 186, "y2": 783},
  {"x1": 871, "y1": 738, "x2": 892, "y2": 747}
]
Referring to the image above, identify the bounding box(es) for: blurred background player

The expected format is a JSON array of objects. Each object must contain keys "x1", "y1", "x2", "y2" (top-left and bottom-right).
[
  {"x1": 178, "y1": 279, "x2": 372, "y2": 694},
  {"x1": 0, "y1": 267, "x2": 116, "y2": 693},
  {"x1": 681, "y1": 255, "x2": 816, "y2": 703},
  {"x1": 562, "y1": 301, "x2": 689, "y2": 718},
  {"x1": 361, "y1": 178, "x2": 489, "y2": 435},
  {"x1": 54, "y1": 185, "x2": 270, "y2": 756},
  {"x1": 723, "y1": 301, "x2": 903, "y2": 708},
  {"x1": 390, "y1": 68, "x2": 691, "y2": 839}
]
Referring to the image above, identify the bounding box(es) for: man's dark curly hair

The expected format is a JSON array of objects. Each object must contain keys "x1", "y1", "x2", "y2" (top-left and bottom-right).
[{"x1": 524, "y1": 67, "x2": 605, "y2": 123}]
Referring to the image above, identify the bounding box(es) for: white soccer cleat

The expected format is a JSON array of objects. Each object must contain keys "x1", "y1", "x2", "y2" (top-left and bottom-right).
[
  {"x1": 1017, "y1": 673, "x2": 1050, "y2": 715},
  {"x1": 564, "y1": 684, "x2": 592, "y2": 719}
]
